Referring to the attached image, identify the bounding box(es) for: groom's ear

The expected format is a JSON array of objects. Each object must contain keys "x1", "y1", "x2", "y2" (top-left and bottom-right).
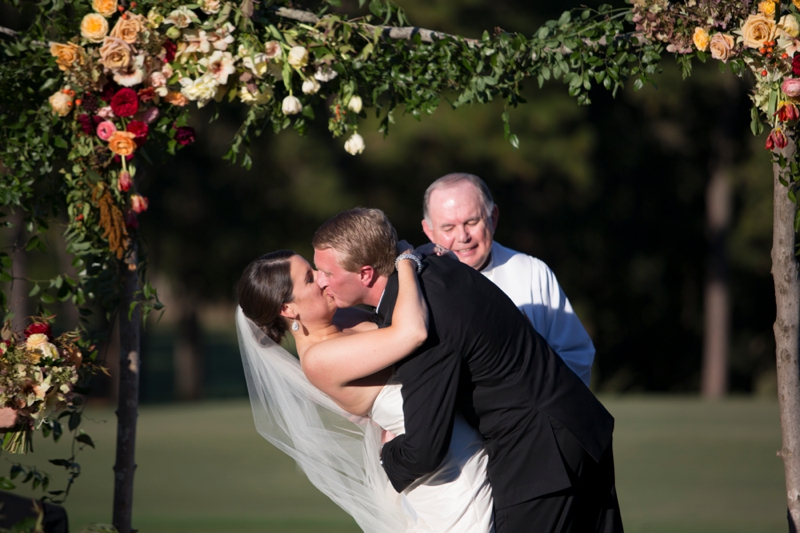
[{"x1": 358, "y1": 265, "x2": 376, "y2": 287}]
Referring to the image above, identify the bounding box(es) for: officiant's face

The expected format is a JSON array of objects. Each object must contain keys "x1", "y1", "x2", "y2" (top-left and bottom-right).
[
  {"x1": 314, "y1": 247, "x2": 367, "y2": 308},
  {"x1": 422, "y1": 182, "x2": 498, "y2": 270}
]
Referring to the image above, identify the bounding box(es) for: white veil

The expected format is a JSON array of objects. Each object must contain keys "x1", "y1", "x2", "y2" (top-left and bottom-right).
[{"x1": 235, "y1": 306, "x2": 408, "y2": 532}]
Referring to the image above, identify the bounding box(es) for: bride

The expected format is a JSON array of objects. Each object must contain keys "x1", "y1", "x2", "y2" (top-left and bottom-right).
[{"x1": 236, "y1": 247, "x2": 493, "y2": 532}]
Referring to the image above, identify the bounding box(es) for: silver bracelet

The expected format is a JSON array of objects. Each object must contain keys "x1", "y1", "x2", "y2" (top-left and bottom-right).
[{"x1": 395, "y1": 253, "x2": 422, "y2": 273}]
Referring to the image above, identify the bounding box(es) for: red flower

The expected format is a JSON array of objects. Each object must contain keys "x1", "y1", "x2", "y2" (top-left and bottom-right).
[
  {"x1": 776, "y1": 102, "x2": 800, "y2": 122},
  {"x1": 162, "y1": 40, "x2": 177, "y2": 63},
  {"x1": 118, "y1": 171, "x2": 132, "y2": 192},
  {"x1": 174, "y1": 126, "x2": 195, "y2": 146},
  {"x1": 77, "y1": 113, "x2": 93, "y2": 135},
  {"x1": 766, "y1": 128, "x2": 789, "y2": 150},
  {"x1": 110, "y1": 88, "x2": 139, "y2": 117},
  {"x1": 793, "y1": 53, "x2": 800, "y2": 77},
  {"x1": 138, "y1": 87, "x2": 155, "y2": 103},
  {"x1": 127, "y1": 120, "x2": 149, "y2": 147},
  {"x1": 24, "y1": 322, "x2": 52, "y2": 340}
]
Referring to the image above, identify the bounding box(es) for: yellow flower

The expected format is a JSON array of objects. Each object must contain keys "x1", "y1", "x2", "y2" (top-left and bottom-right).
[
  {"x1": 741, "y1": 13, "x2": 777, "y2": 48},
  {"x1": 759, "y1": 0, "x2": 777, "y2": 17},
  {"x1": 109, "y1": 13, "x2": 146, "y2": 45},
  {"x1": 49, "y1": 42, "x2": 84, "y2": 71},
  {"x1": 794, "y1": 0, "x2": 800, "y2": 10},
  {"x1": 92, "y1": 0, "x2": 118, "y2": 18},
  {"x1": 99, "y1": 36, "x2": 131, "y2": 71},
  {"x1": 48, "y1": 90, "x2": 74, "y2": 117},
  {"x1": 107, "y1": 131, "x2": 137, "y2": 156},
  {"x1": 80, "y1": 14, "x2": 109, "y2": 43},
  {"x1": 693, "y1": 28, "x2": 710, "y2": 51}
]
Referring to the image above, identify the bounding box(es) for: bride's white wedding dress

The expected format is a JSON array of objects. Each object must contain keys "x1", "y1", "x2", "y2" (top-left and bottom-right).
[
  {"x1": 236, "y1": 307, "x2": 493, "y2": 533},
  {"x1": 370, "y1": 375, "x2": 494, "y2": 532}
]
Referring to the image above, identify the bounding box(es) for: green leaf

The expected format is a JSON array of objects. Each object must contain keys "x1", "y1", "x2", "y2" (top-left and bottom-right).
[
  {"x1": 76, "y1": 433, "x2": 95, "y2": 449},
  {"x1": 509, "y1": 134, "x2": 519, "y2": 149}
]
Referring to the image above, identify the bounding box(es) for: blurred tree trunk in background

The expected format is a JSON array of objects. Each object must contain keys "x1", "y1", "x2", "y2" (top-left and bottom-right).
[
  {"x1": 174, "y1": 297, "x2": 204, "y2": 401},
  {"x1": 701, "y1": 77, "x2": 738, "y2": 399}
]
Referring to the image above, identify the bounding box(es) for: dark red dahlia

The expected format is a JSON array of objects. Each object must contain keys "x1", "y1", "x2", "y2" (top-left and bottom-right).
[
  {"x1": 174, "y1": 126, "x2": 196, "y2": 146},
  {"x1": 110, "y1": 88, "x2": 139, "y2": 117},
  {"x1": 77, "y1": 114, "x2": 94, "y2": 135}
]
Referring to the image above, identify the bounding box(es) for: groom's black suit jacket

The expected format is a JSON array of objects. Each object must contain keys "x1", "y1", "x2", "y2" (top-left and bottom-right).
[{"x1": 378, "y1": 252, "x2": 614, "y2": 509}]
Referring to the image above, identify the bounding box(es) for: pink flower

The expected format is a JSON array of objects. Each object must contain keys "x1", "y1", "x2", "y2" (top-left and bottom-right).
[
  {"x1": 782, "y1": 78, "x2": 800, "y2": 98},
  {"x1": 118, "y1": 171, "x2": 132, "y2": 192},
  {"x1": 96, "y1": 105, "x2": 115, "y2": 118},
  {"x1": 131, "y1": 194, "x2": 149, "y2": 214},
  {"x1": 96, "y1": 120, "x2": 117, "y2": 140}
]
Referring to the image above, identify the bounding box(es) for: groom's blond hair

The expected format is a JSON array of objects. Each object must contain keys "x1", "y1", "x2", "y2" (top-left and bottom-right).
[{"x1": 313, "y1": 208, "x2": 397, "y2": 277}]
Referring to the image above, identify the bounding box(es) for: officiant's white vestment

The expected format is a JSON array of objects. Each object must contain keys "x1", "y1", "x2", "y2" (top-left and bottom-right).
[{"x1": 480, "y1": 242, "x2": 594, "y2": 386}]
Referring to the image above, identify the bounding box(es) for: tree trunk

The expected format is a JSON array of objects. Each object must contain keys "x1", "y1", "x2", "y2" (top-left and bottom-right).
[
  {"x1": 771, "y1": 139, "x2": 800, "y2": 532},
  {"x1": 174, "y1": 299, "x2": 204, "y2": 401},
  {"x1": 8, "y1": 210, "x2": 26, "y2": 331},
  {"x1": 112, "y1": 246, "x2": 141, "y2": 533},
  {"x1": 701, "y1": 83, "x2": 737, "y2": 399}
]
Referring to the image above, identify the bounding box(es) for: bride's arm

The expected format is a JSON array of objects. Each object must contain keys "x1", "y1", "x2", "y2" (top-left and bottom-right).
[{"x1": 302, "y1": 256, "x2": 428, "y2": 390}]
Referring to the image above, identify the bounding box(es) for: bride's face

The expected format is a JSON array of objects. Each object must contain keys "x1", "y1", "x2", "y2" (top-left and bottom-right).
[{"x1": 286, "y1": 255, "x2": 337, "y2": 323}]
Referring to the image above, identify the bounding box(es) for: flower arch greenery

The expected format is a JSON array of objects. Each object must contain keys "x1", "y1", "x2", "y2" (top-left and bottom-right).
[{"x1": 3, "y1": 0, "x2": 800, "y2": 531}]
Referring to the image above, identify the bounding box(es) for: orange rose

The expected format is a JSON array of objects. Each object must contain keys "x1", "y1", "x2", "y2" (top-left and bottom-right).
[
  {"x1": 107, "y1": 130, "x2": 137, "y2": 156},
  {"x1": 49, "y1": 42, "x2": 84, "y2": 71},
  {"x1": 110, "y1": 13, "x2": 146, "y2": 45},
  {"x1": 81, "y1": 14, "x2": 109, "y2": 43},
  {"x1": 92, "y1": 0, "x2": 118, "y2": 17},
  {"x1": 164, "y1": 91, "x2": 188, "y2": 106},
  {"x1": 99, "y1": 37, "x2": 131, "y2": 71}
]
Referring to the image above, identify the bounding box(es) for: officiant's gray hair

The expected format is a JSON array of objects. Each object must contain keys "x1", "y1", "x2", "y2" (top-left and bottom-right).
[
  {"x1": 313, "y1": 208, "x2": 398, "y2": 277},
  {"x1": 423, "y1": 173, "x2": 495, "y2": 224}
]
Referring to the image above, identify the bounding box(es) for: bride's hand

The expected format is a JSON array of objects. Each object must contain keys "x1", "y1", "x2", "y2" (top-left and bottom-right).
[{"x1": 397, "y1": 240, "x2": 415, "y2": 255}]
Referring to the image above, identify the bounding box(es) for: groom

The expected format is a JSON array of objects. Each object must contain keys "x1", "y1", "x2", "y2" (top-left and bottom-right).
[{"x1": 313, "y1": 208, "x2": 622, "y2": 532}]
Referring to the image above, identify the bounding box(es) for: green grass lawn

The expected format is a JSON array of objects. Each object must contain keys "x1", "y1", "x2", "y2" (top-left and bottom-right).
[{"x1": 5, "y1": 397, "x2": 787, "y2": 533}]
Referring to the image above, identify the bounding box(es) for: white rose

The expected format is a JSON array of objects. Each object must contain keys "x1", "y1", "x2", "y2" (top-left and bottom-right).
[
  {"x1": 314, "y1": 64, "x2": 338, "y2": 82},
  {"x1": 287, "y1": 46, "x2": 308, "y2": 68},
  {"x1": 344, "y1": 132, "x2": 365, "y2": 155},
  {"x1": 780, "y1": 14, "x2": 800, "y2": 38},
  {"x1": 264, "y1": 40, "x2": 283, "y2": 60},
  {"x1": 302, "y1": 78, "x2": 320, "y2": 94},
  {"x1": 180, "y1": 73, "x2": 219, "y2": 106},
  {"x1": 347, "y1": 95, "x2": 363, "y2": 113},
  {"x1": 149, "y1": 71, "x2": 167, "y2": 87},
  {"x1": 282, "y1": 95, "x2": 303, "y2": 115}
]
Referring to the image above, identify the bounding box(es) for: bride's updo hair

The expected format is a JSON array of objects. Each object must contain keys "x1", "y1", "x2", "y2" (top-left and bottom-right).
[{"x1": 238, "y1": 250, "x2": 296, "y2": 343}]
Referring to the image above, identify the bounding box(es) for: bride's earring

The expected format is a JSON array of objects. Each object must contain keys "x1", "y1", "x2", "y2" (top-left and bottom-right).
[{"x1": 291, "y1": 320, "x2": 300, "y2": 331}]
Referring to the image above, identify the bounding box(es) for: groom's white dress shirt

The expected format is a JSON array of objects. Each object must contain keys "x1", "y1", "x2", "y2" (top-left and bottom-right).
[{"x1": 480, "y1": 242, "x2": 594, "y2": 386}]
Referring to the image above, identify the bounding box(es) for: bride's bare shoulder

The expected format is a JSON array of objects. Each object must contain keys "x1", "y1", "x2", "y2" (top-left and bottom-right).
[{"x1": 332, "y1": 307, "x2": 378, "y2": 333}]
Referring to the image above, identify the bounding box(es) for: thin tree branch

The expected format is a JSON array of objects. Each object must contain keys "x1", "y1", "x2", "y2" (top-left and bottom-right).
[{"x1": 270, "y1": 6, "x2": 480, "y2": 45}]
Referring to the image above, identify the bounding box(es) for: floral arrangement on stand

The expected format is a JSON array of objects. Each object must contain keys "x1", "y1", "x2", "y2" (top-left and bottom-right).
[
  {"x1": 632, "y1": 0, "x2": 800, "y2": 156},
  {"x1": 0, "y1": 319, "x2": 91, "y2": 455}
]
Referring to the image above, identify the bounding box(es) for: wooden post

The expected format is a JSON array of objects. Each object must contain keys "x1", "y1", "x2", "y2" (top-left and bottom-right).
[
  {"x1": 112, "y1": 245, "x2": 141, "y2": 533},
  {"x1": 771, "y1": 139, "x2": 800, "y2": 531}
]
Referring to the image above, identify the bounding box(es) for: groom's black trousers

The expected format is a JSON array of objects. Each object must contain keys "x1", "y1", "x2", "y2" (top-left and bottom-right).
[{"x1": 494, "y1": 419, "x2": 623, "y2": 533}]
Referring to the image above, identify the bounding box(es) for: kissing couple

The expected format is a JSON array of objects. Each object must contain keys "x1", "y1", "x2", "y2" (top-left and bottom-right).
[{"x1": 236, "y1": 207, "x2": 623, "y2": 533}]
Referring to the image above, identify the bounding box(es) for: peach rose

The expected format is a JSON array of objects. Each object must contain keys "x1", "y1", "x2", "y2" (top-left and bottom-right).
[
  {"x1": 164, "y1": 91, "x2": 188, "y2": 106},
  {"x1": 709, "y1": 33, "x2": 735, "y2": 62},
  {"x1": 99, "y1": 37, "x2": 131, "y2": 71},
  {"x1": 110, "y1": 13, "x2": 146, "y2": 45},
  {"x1": 80, "y1": 13, "x2": 109, "y2": 43},
  {"x1": 25, "y1": 334, "x2": 49, "y2": 351},
  {"x1": 48, "y1": 90, "x2": 74, "y2": 116},
  {"x1": 49, "y1": 42, "x2": 84, "y2": 71},
  {"x1": 693, "y1": 28, "x2": 710, "y2": 52},
  {"x1": 107, "y1": 130, "x2": 137, "y2": 156},
  {"x1": 92, "y1": 0, "x2": 117, "y2": 17},
  {"x1": 741, "y1": 13, "x2": 776, "y2": 49}
]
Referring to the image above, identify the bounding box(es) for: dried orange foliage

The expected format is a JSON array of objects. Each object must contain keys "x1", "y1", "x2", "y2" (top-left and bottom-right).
[{"x1": 92, "y1": 185, "x2": 129, "y2": 260}]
